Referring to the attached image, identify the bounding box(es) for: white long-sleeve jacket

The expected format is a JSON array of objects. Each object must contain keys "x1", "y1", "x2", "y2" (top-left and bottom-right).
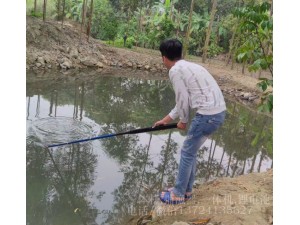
[{"x1": 168, "y1": 60, "x2": 226, "y2": 123}]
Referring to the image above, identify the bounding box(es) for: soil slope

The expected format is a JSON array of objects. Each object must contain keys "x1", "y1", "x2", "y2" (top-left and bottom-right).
[{"x1": 148, "y1": 169, "x2": 273, "y2": 225}]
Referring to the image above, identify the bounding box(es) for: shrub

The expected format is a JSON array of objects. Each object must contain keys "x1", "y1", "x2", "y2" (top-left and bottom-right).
[
  {"x1": 105, "y1": 36, "x2": 135, "y2": 49},
  {"x1": 207, "y1": 43, "x2": 224, "y2": 58},
  {"x1": 30, "y1": 10, "x2": 43, "y2": 18}
]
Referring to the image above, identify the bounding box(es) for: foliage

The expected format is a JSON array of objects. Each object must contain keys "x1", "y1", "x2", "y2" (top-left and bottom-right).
[
  {"x1": 155, "y1": 15, "x2": 175, "y2": 44},
  {"x1": 66, "y1": 0, "x2": 83, "y2": 21},
  {"x1": 106, "y1": 36, "x2": 135, "y2": 49},
  {"x1": 233, "y1": 1, "x2": 273, "y2": 113},
  {"x1": 257, "y1": 78, "x2": 273, "y2": 112},
  {"x1": 233, "y1": 1, "x2": 273, "y2": 71},
  {"x1": 91, "y1": 0, "x2": 118, "y2": 41},
  {"x1": 217, "y1": 14, "x2": 237, "y2": 51},
  {"x1": 100, "y1": 18, "x2": 119, "y2": 41},
  {"x1": 30, "y1": 10, "x2": 43, "y2": 18},
  {"x1": 26, "y1": 0, "x2": 58, "y2": 17},
  {"x1": 125, "y1": 36, "x2": 135, "y2": 48},
  {"x1": 187, "y1": 11, "x2": 209, "y2": 37},
  {"x1": 207, "y1": 43, "x2": 224, "y2": 58},
  {"x1": 119, "y1": 0, "x2": 139, "y2": 12}
]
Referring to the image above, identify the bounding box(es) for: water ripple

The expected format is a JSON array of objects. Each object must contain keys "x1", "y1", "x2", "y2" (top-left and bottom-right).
[{"x1": 30, "y1": 117, "x2": 101, "y2": 146}]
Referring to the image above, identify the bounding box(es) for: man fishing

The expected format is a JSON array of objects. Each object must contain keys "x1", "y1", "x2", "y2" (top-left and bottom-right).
[{"x1": 153, "y1": 39, "x2": 226, "y2": 204}]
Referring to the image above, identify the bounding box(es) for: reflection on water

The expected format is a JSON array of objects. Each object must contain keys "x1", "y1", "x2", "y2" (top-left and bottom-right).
[{"x1": 26, "y1": 72, "x2": 272, "y2": 225}]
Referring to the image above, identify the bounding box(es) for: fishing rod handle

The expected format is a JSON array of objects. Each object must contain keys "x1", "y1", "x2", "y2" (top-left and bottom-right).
[{"x1": 125, "y1": 123, "x2": 178, "y2": 134}]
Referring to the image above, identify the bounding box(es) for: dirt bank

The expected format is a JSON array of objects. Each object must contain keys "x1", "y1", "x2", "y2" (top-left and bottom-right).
[
  {"x1": 26, "y1": 16, "x2": 273, "y2": 110},
  {"x1": 131, "y1": 169, "x2": 273, "y2": 225}
]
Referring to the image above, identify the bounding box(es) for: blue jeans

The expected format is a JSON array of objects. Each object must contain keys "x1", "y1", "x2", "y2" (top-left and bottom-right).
[{"x1": 172, "y1": 111, "x2": 226, "y2": 197}]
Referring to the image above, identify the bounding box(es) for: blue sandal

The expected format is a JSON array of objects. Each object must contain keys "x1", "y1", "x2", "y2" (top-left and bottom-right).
[
  {"x1": 162, "y1": 188, "x2": 193, "y2": 201},
  {"x1": 159, "y1": 191, "x2": 185, "y2": 204}
]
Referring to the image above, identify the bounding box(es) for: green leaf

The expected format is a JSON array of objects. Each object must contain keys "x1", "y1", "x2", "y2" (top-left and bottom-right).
[
  {"x1": 251, "y1": 133, "x2": 260, "y2": 147},
  {"x1": 257, "y1": 80, "x2": 268, "y2": 91},
  {"x1": 237, "y1": 52, "x2": 247, "y2": 62},
  {"x1": 165, "y1": 0, "x2": 171, "y2": 7},
  {"x1": 260, "y1": 58, "x2": 268, "y2": 70},
  {"x1": 249, "y1": 59, "x2": 262, "y2": 72}
]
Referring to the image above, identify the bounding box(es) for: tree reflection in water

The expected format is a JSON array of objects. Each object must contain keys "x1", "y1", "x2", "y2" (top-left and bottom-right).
[
  {"x1": 27, "y1": 138, "x2": 101, "y2": 225},
  {"x1": 26, "y1": 73, "x2": 272, "y2": 225}
]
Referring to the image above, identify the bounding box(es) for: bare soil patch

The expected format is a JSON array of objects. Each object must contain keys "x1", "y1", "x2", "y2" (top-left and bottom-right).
[{"x1": 129, "y1": 170, "x2": 273, "y2": 225}]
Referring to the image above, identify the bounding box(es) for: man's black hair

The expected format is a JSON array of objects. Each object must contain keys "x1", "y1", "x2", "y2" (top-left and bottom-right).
[{"x1": 159, "y1": 39, "x2": 182, "y2": 61}]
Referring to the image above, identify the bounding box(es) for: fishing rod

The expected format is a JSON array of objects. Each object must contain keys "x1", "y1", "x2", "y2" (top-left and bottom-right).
[{"x1": 48, "y1": 123, "x2": 178, "y2": 148}]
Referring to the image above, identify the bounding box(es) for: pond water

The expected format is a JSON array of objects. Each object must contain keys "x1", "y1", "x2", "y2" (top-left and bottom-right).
[{"x1": 26, "y1": 70, "x2": 272, "y2": 225}]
